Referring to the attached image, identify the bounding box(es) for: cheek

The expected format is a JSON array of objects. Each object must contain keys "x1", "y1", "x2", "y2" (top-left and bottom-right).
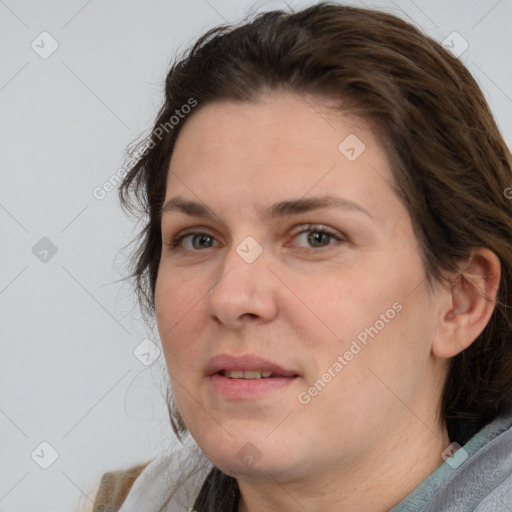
[
  {"x1": 155, "y1": 262, "x2": 203, "y2": 322},
  {"x1": 294, "y1": 263, "x2": 427, "y2": 382},
  {"x1": 155, "y1": 273, "x2": 206, "y2": 368},
  {"x1": 289, "y1": 267, "x2": 395, "y2": 343}
]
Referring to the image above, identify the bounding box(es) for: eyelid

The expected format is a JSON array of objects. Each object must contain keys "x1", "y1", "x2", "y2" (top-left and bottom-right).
[{"x1": 288, "y1": 223, "x2": 342, "y2": 239}]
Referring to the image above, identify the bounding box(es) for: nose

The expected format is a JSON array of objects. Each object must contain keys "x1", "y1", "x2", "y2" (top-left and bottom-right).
[{"x1": 203, "y1": 241, "x2": 279, "y2": 328}]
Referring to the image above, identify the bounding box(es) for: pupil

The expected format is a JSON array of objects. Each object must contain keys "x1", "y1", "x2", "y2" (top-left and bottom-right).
[
  {"x1": 194, "y1": 234, "x2": 211, "y2": 249},
  {"x1": 308, "y1": 232, "x2": 328, "y2": 247}
]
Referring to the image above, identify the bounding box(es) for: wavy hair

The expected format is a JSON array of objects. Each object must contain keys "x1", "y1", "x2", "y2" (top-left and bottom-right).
[{"x1": 116, "y1": 2, "x2": 512, "y2": 509}]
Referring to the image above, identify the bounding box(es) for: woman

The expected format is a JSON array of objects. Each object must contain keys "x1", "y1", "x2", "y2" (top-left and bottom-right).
[{"x1": 92, "y1": 2, "x2": 512, "y2": 511}]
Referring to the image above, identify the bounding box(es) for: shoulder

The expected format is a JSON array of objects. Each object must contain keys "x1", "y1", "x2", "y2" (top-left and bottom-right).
[
  {"x1": 472, "y1": 475, "x2": 512, "y2": 512},
  {"x1": 424, "y1": 407, "x2": 512, "y2": 511},
  {"x1": 89, "y1": 440, "x2": 213, "y2": 511},
  {"x1": 92, "y1": 460, "x2": 151, "y2": 512},
  {"x1": 115, "y1": 441, "x2": 214, "y2": 511},
  {"x1": 470, "y1": 426, "x2": 512, "y2": 511}
]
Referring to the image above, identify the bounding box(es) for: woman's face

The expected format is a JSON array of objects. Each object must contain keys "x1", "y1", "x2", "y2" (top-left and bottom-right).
[{"x1": 155, "y1": 91, "x2": 449, "y2": 481}]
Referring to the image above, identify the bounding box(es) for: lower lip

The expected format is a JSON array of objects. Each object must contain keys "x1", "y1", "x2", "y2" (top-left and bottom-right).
[{"x1": 209, "y1": 374, "x2": 298, "y2": 400}]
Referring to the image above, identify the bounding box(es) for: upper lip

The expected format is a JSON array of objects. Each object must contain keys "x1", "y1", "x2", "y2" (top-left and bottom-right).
[{"x1": 204, "y1": 353, "x2": 299, "y2": 378}]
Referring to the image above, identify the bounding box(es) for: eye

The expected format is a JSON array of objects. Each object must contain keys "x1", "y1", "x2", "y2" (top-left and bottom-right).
[
  {"x1": 168, "y1": 231, "x2": 219, "y2": 251},
  {"x1": 166, "y1": 224, "x2": 344, "y2": 252},
  {"x1": 290, "y1": 224, "x2": 344, "y2": 249}
]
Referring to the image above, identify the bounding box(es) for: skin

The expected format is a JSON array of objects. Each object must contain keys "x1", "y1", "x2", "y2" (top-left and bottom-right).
[{"x1": 154, "y1": 90, "x2": 500, "y2": 511}]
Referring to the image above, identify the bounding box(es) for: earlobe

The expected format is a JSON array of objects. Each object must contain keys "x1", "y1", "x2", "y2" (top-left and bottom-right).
[{"x1": 432, "y1": 248, "x2": 501, "y2": 359}]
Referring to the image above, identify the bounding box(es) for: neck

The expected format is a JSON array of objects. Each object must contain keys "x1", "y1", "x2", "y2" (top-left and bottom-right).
[{"x1": 236, "y1": 418, "x2": 450, "y2": 512}]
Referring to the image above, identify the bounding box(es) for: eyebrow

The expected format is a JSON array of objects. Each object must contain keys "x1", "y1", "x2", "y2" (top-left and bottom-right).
[{"x1": 160, "y1": 195, "x2": 373, "y2": 221}]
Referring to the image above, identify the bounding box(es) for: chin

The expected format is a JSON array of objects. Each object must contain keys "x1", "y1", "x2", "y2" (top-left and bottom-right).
[
  {"x1": 208, "y1": 451, "x2": 291, "y2": 481},
  {"x1": 192, "y1": 430, "x2": 304, "y2": 481}
]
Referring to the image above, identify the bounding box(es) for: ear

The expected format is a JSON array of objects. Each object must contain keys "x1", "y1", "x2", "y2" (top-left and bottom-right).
[{"x1": 432, "y1": 248, "x2": 501, "y2": 359}]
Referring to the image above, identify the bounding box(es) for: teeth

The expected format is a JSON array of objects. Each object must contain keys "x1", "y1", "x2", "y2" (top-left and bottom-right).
[{"x1": 223, "y1": 370, "x2": 274, "y2": 379}]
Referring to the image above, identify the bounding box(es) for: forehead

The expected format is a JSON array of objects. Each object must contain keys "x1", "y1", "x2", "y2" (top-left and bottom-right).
[
  {"x1": 170, "y1": 92, "x2": 372, "y2": 168},
  {"x1": 165, "y1": 91, "x2": 400, "y2": 226}
]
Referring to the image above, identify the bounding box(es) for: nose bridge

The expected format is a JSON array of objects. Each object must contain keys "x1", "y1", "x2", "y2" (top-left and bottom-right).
[
  {"x1": 213, "y1": 234, "x2": 268, "y2": 293},
  {"x1": 205, "y1": 234, "x2": 277, "y2": 324}
]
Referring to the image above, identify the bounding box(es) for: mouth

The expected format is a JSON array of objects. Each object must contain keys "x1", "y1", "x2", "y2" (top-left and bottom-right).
[
  {"x1": 218, "y1": 369, "x2": 293, "y2": 379},
  {"x1": 204, "y1": 353, "x2": 299, "y2": 378},
  {"x1": 205, "y1": 353, "x2": 300, "y2": 400}
]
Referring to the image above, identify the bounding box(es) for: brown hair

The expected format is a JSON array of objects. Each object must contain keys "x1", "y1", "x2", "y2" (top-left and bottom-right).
[{"x1": 117, "y1": 1, "x2": 512, "y2": 508}]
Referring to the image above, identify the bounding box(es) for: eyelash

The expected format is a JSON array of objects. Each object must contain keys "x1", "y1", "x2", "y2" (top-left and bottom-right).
[{"x1": 167, "y1": 224, "x2": 344, "y2": 251}]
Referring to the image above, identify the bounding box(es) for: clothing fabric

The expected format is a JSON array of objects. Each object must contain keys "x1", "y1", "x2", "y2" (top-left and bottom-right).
[
  {"x1": 115, "y1": 405, "x2": 512, "y2": 511},
  {"x1": 93, "y1": 461, "x2": 150, "y2": 512},
  {"x1": 390, "y1": 404, "x2": 512, "y2": 511}
]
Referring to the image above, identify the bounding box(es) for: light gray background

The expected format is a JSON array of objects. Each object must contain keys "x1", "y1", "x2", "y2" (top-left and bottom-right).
[{"x1": 1, "y1": 0, "x2": 511, "y2": 510}]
